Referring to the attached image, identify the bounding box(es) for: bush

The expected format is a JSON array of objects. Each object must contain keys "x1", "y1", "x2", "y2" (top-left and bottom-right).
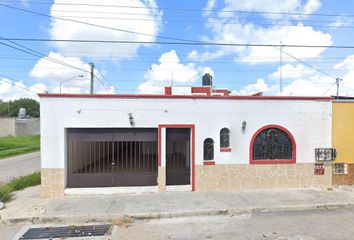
[{"x1": 0, "y1": 172, "x2": 41, "y2": 203}]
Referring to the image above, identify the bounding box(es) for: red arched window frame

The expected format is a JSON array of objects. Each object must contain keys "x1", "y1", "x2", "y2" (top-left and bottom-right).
[{"x1": 249, "y1": 124, "x2": 296, "y2": 164}]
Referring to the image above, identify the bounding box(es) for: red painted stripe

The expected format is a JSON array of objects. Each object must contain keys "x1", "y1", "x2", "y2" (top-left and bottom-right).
[
  {"x1": 203, "y1": 161, "x2": 215, "y2": 165},
  {"x1": 220, "y1": 148, "x2": 232, "y2": 152},
  {"x1": 38, "y1": 93, "x2": 333, "y2": 101},
  {"x1": 158, "y1": 126, "x2": 162, "y2": 167}
]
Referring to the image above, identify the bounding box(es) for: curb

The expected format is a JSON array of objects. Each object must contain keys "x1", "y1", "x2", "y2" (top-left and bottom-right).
[{"x1": 2, "y1": 203, "x2": 354, "y2": 225}]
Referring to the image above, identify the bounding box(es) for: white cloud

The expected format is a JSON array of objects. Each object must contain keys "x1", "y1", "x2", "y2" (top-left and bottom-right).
[
  {"x1": 187, "y1": 49, "x2": 226, "y2": 62},
  {"x1": 29, "y1": 52, "x2": 115, "y2": 94},
  {"x1": 269, "y1": 63, "x2": 315, "y2": 79},
  {"x1": 232, "y1": 62, "x2": 342, "y2": 97},
  {"x1": 192, "y1": 0, "x2": 330, "y2": 63},
  {"x1": 49, "y1": 0, "x2": 162, "y2": 59},
  {"x1": 137, "y1": 50, "x2": 214, "y2": 93},
  {"x1": 0, "y1": 79, "x2": 47, "y2": 100},
  {"x1": 231, "y1": 79, "x2": 269, "y2": 95},
  {"x1": 201, "y1": 22, "x2": 332, "y2": 63},
  {"x1": 30, "y1": 52, "x2": 90, "y2": 84},
  {"x1": 222, "y1": 0, "x2": 321, "y2": 19},
  {"x1": 333, "y1": 54, "x2": 354, "y2": 96},
  {"x1": 204, "y1": 0, "x2": 217, "y2": 17},
  {"x1": 329, "y1": 15, "x2": 352, "y2": 29}
]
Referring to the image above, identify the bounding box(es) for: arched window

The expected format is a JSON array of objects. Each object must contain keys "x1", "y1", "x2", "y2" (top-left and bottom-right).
[
  {"x1": 250, "y1": 125, "x2": 296, "y2": 164},
  {"x1": 204, "y1": 138, "x2": 214, "y2": 160},
  {"x1": 220, "y1": 128, "x2": 230, "y2": 148}
]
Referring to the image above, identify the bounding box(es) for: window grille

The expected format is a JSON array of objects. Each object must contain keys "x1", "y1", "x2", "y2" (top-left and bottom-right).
[
  {"x1": 315, "y1": 148, "x2": 336, "y2": 162},
  {"x1": 203, "y1": 138, "x2": 214, "y2": 160},
  {"x1": 220, "y1": 128, "x2": 230, "y2": 148},
  {"x1": 252, "y1": 128, "x2": 292, "y2": 160},
  {"x1": 334, "y1": 163, "x2": 347, "y2": 174}
]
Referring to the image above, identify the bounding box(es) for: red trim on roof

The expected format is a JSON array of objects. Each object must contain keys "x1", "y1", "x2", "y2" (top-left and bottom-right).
[
  {"x1": 213, "y1": 89, "x2": 229, "y2": 96},
  {"x1": 191, "y1": 86, "x2": 211, "y2": 96},
  {"x1": 164, "y1": 87, "x2": 172, "y2": 96},
  {"x1": 38, "y1": 93, "x2": 333, "y2": 101}
]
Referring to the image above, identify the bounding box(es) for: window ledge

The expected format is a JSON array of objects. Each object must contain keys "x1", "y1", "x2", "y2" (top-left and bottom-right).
[
  {"x1": 250, "y1": 159, "x2": 295, "y2": 164},
  {"x1": 333, "y1": 172, "x2": 348, "y2": 175},
  {"x1": 203, "y1": 160, "x2": 215, "y2": 165},
  {"x1": 220, "y1": 148, "x2": 231, "y2": 152}
]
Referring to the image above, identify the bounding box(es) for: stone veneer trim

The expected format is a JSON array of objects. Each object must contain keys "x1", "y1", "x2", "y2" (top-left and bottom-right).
[
  {"x1": 195, "y1": 163, "x2": 332, "y2": 192},
  {"x1": 41, "y1": 168, "x2": 65, "y2": 198}
]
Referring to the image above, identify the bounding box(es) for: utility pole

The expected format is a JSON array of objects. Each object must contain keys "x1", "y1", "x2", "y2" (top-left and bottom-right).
[
  {"x1": 89, "y1": 62, "x2": 95, "y2": 94},
  {"x1": 336, "y1": 77, "x2": 342, "y2": 99},
  {"x1": 280, "y1": 41, "x2": 283, "y2": 95}
]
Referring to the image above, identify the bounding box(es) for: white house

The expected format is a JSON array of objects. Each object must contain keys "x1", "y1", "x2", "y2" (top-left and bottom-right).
[{"x1": 39, "y1": 77, "x2": 333, "y2": 197}]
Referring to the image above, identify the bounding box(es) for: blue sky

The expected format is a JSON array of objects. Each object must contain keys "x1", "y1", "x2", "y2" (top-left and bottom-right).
[{"x1": 1, "y1": 0, "x2": 354, "y2": 99}]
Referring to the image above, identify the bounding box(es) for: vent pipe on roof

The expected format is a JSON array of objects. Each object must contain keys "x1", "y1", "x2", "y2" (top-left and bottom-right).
[{"x1": 202, "y1": 73, "x2": 213, "y2": 86}]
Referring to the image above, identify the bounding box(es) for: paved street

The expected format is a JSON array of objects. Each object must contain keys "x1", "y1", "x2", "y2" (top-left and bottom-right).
[
  {"x1": 0, "y1": 152, "x2": 40, "y2": 184},
  {"x1": 3, "y1": 208, "x2": 354, "y2": 240},
  {"x1": 114, "y1": 207, "x2": 354, "y2": 240}
]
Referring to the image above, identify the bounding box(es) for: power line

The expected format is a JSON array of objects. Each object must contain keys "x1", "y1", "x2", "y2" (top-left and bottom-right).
[
  {"x1": 0, "y1": 37, "x2": 90, "y2": 73},
  {"x1": 0, "y1": 65, "x2": 348, "y2": 72},
  {"x1": 2, "y1": 0, "x2": 354, "y2": 18},
  {"x1": 3, "y1": 37, "x2": 354, "y2": 49},
  {"x1": 0, "y1": 3, "x2": 200, "y2": 43},
  {"x1": 23, "y1": 14, "x2": 353, "y2": 29},
  {"x1": 0, "y1": 74, "x2": 47, "y2": 93},
  {"x1": 1, "y1": 8, "x2": 349, "y2": 27},
  {"x1": 94, "y1": 75, "x2": 114, "y2": 94},
  {"x1": 2, "y1": 55, "x2": 354, "y2": 64},
  {"x1": 274, "y1": 46, "x2": 336, "y2": 79},
  {"x1": 321, "y1": 82, "x2": 337, "y2": 96}
]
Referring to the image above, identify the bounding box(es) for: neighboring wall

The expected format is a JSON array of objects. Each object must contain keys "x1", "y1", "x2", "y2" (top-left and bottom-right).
[
  {"x1": 332, "y1": 101, "x2": 354, "y2": 185},
  {"x1": 0, "y1": 118, "x2": 40, "y2": 137},
  {"x1": 15, "y1": 118, "x2": 40, "y2": 136},
  {"x1": 0, "y1": 118, "x2": 15, "y2": 137}
]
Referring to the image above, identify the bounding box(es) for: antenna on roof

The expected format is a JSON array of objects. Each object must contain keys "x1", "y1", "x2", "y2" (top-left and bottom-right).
[
  {"x1": 171, "y1": 72, "x2": 174, "y2": 86},
  {"x1": 336, "y1": 77, "x2": 342, "y2": 99}
]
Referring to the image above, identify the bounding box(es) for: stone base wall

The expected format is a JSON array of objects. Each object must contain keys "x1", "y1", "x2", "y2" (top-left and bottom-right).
[
  {"x1": 332, "y1": 164, "x2": 354, "y2": 185},
  {"x1": 157, "y1": 166, "x2": 166, "y2": 192},
  {"x1": 41, "y1": 168, "x2": 65, "y2": 197},
  {"x1": 195, "y1": 163, "x2": 332, "y2": 192}
]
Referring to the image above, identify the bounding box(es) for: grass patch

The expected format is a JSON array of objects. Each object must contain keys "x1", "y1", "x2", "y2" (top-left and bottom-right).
[
  {"x1": 0, "y1": 135, "x2": 40, "y2": 159},
  {"x1": 0, "y1": 172, "x2": 41, "y2": 202}
]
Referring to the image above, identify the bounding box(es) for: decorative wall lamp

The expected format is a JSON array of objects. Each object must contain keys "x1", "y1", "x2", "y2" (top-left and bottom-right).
[
  {"x1": 242, "y1": 121, "x2": 247, "y2": 130},
  {"x1": 128, "y1": 113, "x2": 135, "y2": 126}
]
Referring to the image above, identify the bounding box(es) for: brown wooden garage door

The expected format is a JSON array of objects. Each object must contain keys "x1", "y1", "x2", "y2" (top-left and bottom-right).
[{"x1": 67, "y1": 128, "x2": 158, "y2": 188}]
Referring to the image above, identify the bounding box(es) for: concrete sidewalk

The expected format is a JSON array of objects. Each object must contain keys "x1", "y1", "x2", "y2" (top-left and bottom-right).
[{"x1": 1, "y1": 186, "x2": 354, "y2": 225}]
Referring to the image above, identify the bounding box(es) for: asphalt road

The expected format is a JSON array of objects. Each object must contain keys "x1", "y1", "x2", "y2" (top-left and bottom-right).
[
  {"x1": 3, "y1": 207, "x2": 354, "y2": 240},
  {"x1": 0, "y1": 152, "x2": 40, "y2": 184}
]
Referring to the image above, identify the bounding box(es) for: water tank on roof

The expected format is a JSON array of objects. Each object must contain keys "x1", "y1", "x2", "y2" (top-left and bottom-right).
[{"x1": 202, "y1": 73, "x2": 213, "y2": 86}]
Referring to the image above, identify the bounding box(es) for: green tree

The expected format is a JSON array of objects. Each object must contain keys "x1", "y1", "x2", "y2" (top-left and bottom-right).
[
  {"x1": 0, "y1": 100, "x2": 10, "y2": 116},
  {"x1": 8, "y1": 98, "x2": 40, "y2": 118}
]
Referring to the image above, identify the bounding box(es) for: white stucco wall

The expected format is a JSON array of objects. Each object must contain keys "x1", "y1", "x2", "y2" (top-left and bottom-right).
[{"x1": 40, "y1": 97, "x2": 332, "y2": 169}]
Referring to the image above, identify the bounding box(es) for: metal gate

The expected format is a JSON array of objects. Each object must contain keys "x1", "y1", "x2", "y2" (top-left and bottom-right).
[
  {"x1": 166, "y1": 128, "x2": 191, "y2": 185},
  {"x1": 67, "y1": 128, "x2": 158, "y2": 188}
]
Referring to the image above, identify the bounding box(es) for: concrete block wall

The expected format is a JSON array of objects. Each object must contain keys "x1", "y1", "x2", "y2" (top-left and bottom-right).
[
  {"x1": 0, "y1": 118, "x2": 15, "y2": 137},
  {"x1": 15, "y1": 118, "x2": 40, "y2": 136}
]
